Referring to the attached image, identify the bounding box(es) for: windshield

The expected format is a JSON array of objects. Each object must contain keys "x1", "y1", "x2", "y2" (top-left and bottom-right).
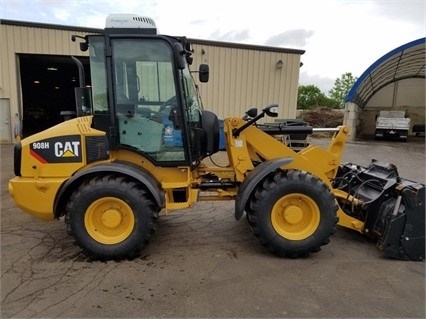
[{"x1": 181, "y1": 66, "x2": 202, "y2": 124}]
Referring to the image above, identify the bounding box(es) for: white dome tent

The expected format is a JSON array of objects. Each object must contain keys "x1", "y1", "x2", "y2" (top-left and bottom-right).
[{"x1": 344, "y1": 37, "x2": 425, "y2": 140}]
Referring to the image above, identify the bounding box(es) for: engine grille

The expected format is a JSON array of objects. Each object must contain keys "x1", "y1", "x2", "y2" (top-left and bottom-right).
[{"x1": 85, "y1": 136, "x2": 109, "y2": 164}]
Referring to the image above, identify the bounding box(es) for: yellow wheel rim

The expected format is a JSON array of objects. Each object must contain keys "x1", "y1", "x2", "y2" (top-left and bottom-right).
[
  {"x1": 84, "y1": 197, "x2": 135, "y2": 244},
  {"x1": 271, "y1": 193, "x2": 320, "y2": 240}
]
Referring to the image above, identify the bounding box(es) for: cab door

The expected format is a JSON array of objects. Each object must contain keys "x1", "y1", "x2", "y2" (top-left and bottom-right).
[{"x1": 108, "y1": 37, "x2": 190, "y2": 165}]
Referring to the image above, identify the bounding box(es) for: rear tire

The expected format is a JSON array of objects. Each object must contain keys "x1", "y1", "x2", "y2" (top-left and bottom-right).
[
  {"x1": 247, "y1": 169, "x2": 338, "y2": 258},
  {"x1": 66, "y1": 174, "x2": 159, "y2": 260}
]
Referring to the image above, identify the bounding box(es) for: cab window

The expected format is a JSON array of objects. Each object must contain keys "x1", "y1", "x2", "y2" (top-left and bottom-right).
[{"x1": 111, "y1": 38, "x2": 185, "y2": 163}]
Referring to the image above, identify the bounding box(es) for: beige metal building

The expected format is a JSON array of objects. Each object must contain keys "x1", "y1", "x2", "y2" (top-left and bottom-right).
[{"x1": 0, "y1": 19, "x2": 304, "y2": 143}]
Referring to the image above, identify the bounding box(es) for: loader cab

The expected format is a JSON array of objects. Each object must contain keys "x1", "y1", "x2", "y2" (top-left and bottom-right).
[{"x1": 80, "y1": 14, "x2": 218, "y2": 167}]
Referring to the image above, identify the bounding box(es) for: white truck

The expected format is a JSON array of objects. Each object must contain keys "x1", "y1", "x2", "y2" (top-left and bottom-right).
[{"x1": 374, "y1": 110, "x2": 410, "y2": 141}]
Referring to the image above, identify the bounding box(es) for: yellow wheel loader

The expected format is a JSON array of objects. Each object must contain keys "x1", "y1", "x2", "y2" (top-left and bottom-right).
[{"x1": 8, "y1": 14, "x2": 425, "y2": 261}]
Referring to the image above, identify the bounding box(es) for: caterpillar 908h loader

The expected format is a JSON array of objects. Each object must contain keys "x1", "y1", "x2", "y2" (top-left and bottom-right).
[{"x1": 9, "y1": 14, "x2": 425, "y2": 261}]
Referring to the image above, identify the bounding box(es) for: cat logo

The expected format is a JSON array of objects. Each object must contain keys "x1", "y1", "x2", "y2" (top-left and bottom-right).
[
  {"x1": 54, "y1": 141, "x2": 80, "y2": 158},
  {"x1": 30, "y1": 135, "x2": 82, "y2": 163}
]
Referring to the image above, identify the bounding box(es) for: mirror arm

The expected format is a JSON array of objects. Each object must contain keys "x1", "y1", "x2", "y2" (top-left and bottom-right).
[{"x1": 232, "y1": 112, "x2": 265, "y2": 137}]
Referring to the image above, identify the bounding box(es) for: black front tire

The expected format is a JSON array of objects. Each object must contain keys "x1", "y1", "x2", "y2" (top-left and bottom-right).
[
  {"x1": 66, "y1": 174, "x2": 159, "y2": 260},
  {"x1": 247, "y1": 169, "x2": 338, "y2": 258}
]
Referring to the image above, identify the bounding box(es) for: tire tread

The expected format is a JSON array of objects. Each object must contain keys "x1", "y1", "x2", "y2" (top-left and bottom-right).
[
  {"x1": 248, "y1": 170, "x2": 338, "y2": 258},
  {"x1": 65, "y1": 174, "x2": 159, "y2": 260}
]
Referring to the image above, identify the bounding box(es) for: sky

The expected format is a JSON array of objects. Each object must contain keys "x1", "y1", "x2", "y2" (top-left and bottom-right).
[{"x1": 1, "y1": 0, "x2": 425, "y2": 94}]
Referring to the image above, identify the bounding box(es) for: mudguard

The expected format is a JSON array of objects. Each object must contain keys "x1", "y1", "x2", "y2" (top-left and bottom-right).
[
  {"x1": 53, "y1": 161, "x2": 165, "y2": 218},
  {"x1": 234, "y1": 157, "x2": 293, "y2": 220}
]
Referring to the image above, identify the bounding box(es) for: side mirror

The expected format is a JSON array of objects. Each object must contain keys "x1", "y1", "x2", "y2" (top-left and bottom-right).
[
  {"x1": 263, "y1": 104, "x2": 278, "y2": 118},
  {"x1": 80, "y1": 43, "x2": 88, "y2": 52},
  {"x1": 71, "y1": 35, "x2": 88, "y2": 52},
  {"x1": 173, "y1": 43, "x2": 186, "y2": 70},
  {"x1": 199, "y1": 64, "x2": 209, "y2": 83}
]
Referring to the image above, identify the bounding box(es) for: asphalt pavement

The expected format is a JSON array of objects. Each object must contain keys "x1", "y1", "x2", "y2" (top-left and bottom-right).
[{"x1": 1, "y1": 137, "x2": 425, "y2": 318}]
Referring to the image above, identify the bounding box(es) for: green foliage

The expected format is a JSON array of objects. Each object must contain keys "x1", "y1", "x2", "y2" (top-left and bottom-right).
[
  {"x1": 328, "y1": 72, "x2": 358, "y2": 108},
  {"x1": 320, "y1": 96, "x2": 340, "y2": 109},
  {"x1": 297, "y1": 85, "x2": 339, "y2": 109},
  {"x1": 298, "y1": 72, "x2": 357, "y2": 110},
  {"x1": 297, "y1": 85, "x2": 322, "y2": 109}
]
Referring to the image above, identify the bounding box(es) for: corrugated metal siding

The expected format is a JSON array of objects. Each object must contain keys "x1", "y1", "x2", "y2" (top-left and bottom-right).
[
  {"x1": 1, "y1": 24, "x2": 14, "y2": 101},
  {"x1": 0, "y1": 24, "x2": 92, "y2": 141},
  {"x1": 7, "y1": 25, "x2": 90, "y2": 55},
  {"x1": 191, "y1": 43, "x2": 301, "y2": 120},
  {"x1": 0, "y1": 22, "x2": 302, "y2": 141}
]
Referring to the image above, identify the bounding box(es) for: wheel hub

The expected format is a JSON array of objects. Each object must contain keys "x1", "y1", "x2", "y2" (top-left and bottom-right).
[
  {"x1": 271, "y1": 193, "x2": 321, "y2": 240},
  {"x1": 85, "y1": 197, "x2": 135, "y2": 244},
  {"x1": 283, "y1": 205, "x2": 303, "y2": 224},
  {"x1": 102, "y1": 209, "x2": 122, "y2": 228}
]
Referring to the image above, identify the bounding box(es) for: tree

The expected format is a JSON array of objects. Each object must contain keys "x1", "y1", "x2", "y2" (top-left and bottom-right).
[
  {"x1": 297, "y1": 85, "x2": 339, "y2": 109},
  {"x1": 297, "y1": 85, "x2": 325, "y2": 109},
  {"x1": 319, "y1": 95, "x2": 340, "y2": 109},
  {"x1": 329, "y1": 72, "x2": 358, "y2": 108}
]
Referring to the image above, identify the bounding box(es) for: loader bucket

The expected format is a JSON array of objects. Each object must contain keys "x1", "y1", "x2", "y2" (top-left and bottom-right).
[
  {"x1": 334, "y1": 160, "x2": 425, "y2": 261},
  {"x1": 378, "y1": 185, "x2": 425, "y2": 261}
]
